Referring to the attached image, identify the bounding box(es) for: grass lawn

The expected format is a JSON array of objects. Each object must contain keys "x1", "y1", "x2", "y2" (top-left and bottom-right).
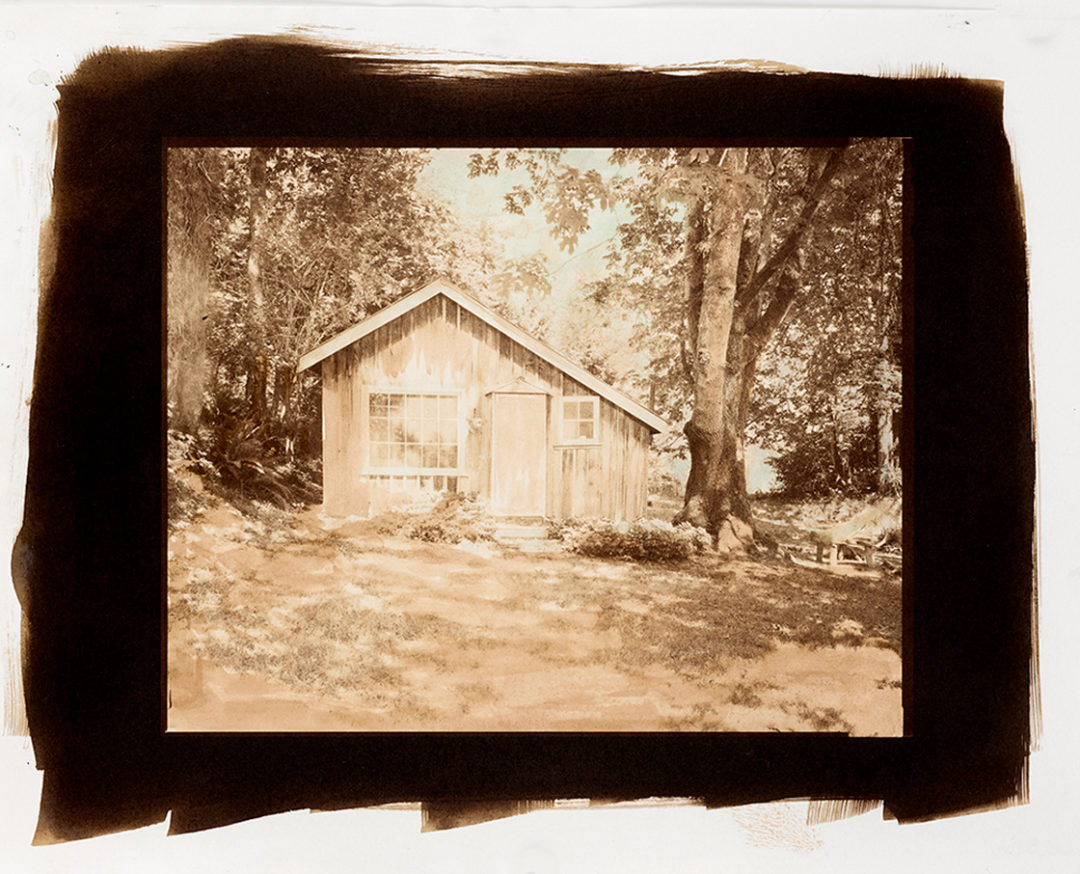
[{"x1": 167, "y1": 493, "x2": 902, "y2": 734}]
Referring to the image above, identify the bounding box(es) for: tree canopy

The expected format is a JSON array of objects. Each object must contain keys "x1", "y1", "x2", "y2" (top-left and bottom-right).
[
  {"x1": 167, "y1": 147, "x2": 497, "y2": 458},
  {"x1": 167, "y1": 143, "x2": 903, "y2": 515},
  {"x1": 469, "y1": 143, "x2": 903, "y2": 518}
]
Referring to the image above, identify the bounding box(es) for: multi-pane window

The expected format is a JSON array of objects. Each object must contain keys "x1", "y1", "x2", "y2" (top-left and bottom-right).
[
  {"x1": 368, "y1": 391, "x2": 459, "y2": 471},
  {"x1": 560, "y1": 396, "x2": 599, "y2": 443}
]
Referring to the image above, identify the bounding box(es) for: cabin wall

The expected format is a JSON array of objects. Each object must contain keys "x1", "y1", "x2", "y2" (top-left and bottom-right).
[{"x1": 320, "y1": 294, "x2": 652, "y2": 519}]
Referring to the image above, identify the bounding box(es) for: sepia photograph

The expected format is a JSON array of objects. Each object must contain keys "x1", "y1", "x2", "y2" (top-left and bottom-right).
[{"x1": 165, "y1": 143, "x2": 905, "y2": 734}]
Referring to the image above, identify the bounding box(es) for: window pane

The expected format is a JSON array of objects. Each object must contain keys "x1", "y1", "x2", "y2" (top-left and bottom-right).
[
  {"x1": 369, "y1": 393, "x2": 387, "y2": 415},
  {"x1": 562, "y1": 419, "x2": 576, "y2": 442},
  {"x1": 406, "y1": 395, "x2": 422, "y2": 418},
  {"x1": 578, "y1": 421, "x2": 594, "y2": 440},
  {"x1": 405, "y1": 422, "x2": 421, "y2": 444},
  {"x1": 438, "y1": 419, "x2": 457, "y2": 445},
  {"x1": 440, "y1": 395, "x2": 457, "y2": 418},
  {"x1": 390, "y1": 420, "x2": 406, "y2": 443},
  {"x1": 563, "y1": 399, "x2": 579, "y2": 420},
  {"x1": 421, "y1": 419, "x2": 438, "y2": 445},
  {"x1": 580, "y1": 400, "x2": 596, "y2": 422},
  {"x1": 389, "y1": 443, "x2": 405, "y2": 466},
  {"x1": 387, "y1": 394, "x2": 404, "y2": 416},
  {"x1": 406, "y1": 444, "x2": 422, "y2": 468},
  {"x1": 370, "y1": 418, "x2": 388, "y2": 441},
  {"x1": 371, "y1": 444, "x2": 388, "y2": 466},
  {"x1": 440, "y1": 446, "x2": 457, "y2": 469},
  {"x1": 423, "y1": 445, "x2": 439, "y2": 468},
  {"x1": 423, "y1": 395, "x2": 439, "y2": 418}
]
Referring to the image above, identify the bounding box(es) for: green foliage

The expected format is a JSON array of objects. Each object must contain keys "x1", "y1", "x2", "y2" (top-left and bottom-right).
[
  {"x1": 767, "y1": 427, "x2": 878, "y2": 498},
  {"x1": 557, "y1": 518, "x2": 711, "y2": 562},
  {"x1": 374, "y1": 492, "x2": 496, "y2": 543},
  {"x1": 487, "y1": 144, "x2": 903, "y2": 504},
  {"x1": 750, "y1": 141, "x2": 903, "y2": 496},
  {"x1": 166, "y1": 426, "x2": 321, "y2": 514},
  {"x1": 167, "y1": 146, "x2": 499, "y2": 460}
]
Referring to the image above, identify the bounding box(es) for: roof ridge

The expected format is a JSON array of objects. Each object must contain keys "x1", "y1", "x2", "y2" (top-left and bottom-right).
[{"x1": 297, "y1": 277, "x2": 669, "y2": 433}]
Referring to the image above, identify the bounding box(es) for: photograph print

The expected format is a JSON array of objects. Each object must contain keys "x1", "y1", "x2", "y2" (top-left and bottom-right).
[{"x1": 166, "y1": 143, "x2": 904, "y2": 734}]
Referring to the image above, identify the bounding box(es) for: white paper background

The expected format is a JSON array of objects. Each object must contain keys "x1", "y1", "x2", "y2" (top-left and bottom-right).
[{"x1": 2, "y1": 2, "x2": 1076, "y2": 870}]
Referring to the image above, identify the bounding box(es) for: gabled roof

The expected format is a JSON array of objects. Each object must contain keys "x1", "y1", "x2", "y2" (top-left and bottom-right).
[{"x1": 298, "y1": 278, "x2": 669, "y2": 434}]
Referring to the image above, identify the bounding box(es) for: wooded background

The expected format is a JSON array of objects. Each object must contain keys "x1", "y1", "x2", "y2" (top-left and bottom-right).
[{"x1": 167, "y1": 144, "x2": 903, "y2": 528}]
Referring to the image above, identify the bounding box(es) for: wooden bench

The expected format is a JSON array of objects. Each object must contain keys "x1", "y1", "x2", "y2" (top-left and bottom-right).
[{"x1": 805, "y1": 501, "x2": 900, "y2": 567}]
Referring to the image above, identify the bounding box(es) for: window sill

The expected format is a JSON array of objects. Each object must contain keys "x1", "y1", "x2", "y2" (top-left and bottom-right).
[{"x1": 554, "y1": 442, "x2": 602, "y2": 449}]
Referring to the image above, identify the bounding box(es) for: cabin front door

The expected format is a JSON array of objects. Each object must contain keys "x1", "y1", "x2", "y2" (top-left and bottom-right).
[{"x1": 490, "y1": 392, "x2": 547, "y2": 516}]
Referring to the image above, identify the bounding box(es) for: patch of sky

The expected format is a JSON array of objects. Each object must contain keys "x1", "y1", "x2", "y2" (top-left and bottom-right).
[{"x1": 419, "y1": 148, "x2": 625, "y2": 304}]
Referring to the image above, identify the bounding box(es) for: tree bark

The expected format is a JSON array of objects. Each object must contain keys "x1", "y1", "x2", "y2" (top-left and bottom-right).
[
  {"x1": 166, "y1": 249, "x2": 209, "y2": 434},
  {"x1": 165, "y1": 150, "x2": 213, "y2": 434},
  {"x1": 245, "y1": 147, "x2": 271, "y2": 427},
  {"x1": 873, "y1": 403, "x2": 895, "y2": 491},
  {"x1": 675, "y1": 149, "x2": 753, "y2": 536},
  {"x1": 676, "y1": 147, "x2": 847, "y2": 543}
]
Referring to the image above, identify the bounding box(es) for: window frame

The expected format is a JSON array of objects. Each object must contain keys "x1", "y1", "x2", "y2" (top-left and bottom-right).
[
  {"x1": 362, "y1": 386, "x2": 467, "y2": 476},
  {"x1": 556, "y1": 394, "x2": 601, "y2": 447}
]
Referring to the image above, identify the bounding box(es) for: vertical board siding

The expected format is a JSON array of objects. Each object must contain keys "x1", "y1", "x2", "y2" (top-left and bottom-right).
[{"x1": 320, "y1": 293, "x2": 656, "y2": 518}]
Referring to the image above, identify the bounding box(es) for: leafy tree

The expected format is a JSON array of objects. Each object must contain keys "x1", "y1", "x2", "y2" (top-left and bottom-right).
[
  {"x1": 471, "y1": 142, "x2": 902, "y2": 538},
  {"x1": 167, "y1": 147, "x2": 497, "y2": 464},
  {"x1": 749, "y1": 142, "x2": 903, "y2": 496},
  {"x1": 166, "y1": 148, "x2": 231, "y2": 433}
]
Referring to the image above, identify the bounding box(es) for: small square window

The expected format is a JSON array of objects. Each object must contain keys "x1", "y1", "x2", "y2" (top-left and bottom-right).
[{"x1": 560, "y1": 396, "x2": 599, "y2": 443}]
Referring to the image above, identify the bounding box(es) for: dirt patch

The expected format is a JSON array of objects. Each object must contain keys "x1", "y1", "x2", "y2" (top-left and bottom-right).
[{"x1": 168, "y1": 500, "x2": 902, "y2": 734}]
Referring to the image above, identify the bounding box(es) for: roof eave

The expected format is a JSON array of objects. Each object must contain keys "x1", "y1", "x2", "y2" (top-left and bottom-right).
[{"x1": 298, "y1": 278, "x2": 671, "y2": 434}]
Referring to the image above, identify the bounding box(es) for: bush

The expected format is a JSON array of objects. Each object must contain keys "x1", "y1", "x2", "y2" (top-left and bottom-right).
[
  {"x1": 168, "y1": 425, "x2": 322, "y2": 512},
  {"x1": 769, "y1": 429, "x2": 879, "y2": 499},
  {"x1": 558, "y1": 518, "x2": 712, "y2": 562},
  {"x1": 374, "y1": 492, "x2": 496, "y2": 544}
]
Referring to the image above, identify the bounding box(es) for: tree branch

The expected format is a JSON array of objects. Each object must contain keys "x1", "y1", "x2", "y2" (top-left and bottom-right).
[
  {"x1": 683, "y1": 198, "x2": 707, "y2": 378},
  {"x1": 745, "y1": 253, "x2": 803, "y2": 356},
  {"x1": 735, "y1": 146, "x2": 847, "y2": 309}
]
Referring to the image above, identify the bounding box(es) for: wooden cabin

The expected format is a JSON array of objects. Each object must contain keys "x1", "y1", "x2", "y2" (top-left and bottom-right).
[{"x1": 298, "y1": 278, "x2": 668, "y2": 519}]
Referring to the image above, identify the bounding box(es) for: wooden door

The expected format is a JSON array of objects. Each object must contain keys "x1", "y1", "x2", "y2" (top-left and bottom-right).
[{"x1": 490, "y1": 393, "x2": 547, "y2": 516}]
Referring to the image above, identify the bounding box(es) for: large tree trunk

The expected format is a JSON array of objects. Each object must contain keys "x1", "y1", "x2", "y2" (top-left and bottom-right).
[
  {"x1": 872, "y1": 378, "x2": 901, "y2": 492},
  {"x1": 675, "y1": 149, "x2": 753, "y2": 538},
  {"x1": 677, "y1": 313, "x2": 759, "y2": 548},
  {"x1": 675, "y1": 147, "x2": 846, "y2": 545},
  {"x1": 245, "y1": 147, "x2": 271, "y2": 427},
  {"x1": 165, "y1": 150, "x2": 213, "y2": 434},
  {"x1": 166, "y1": 247, "x2": 209, "y2": 434}
]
